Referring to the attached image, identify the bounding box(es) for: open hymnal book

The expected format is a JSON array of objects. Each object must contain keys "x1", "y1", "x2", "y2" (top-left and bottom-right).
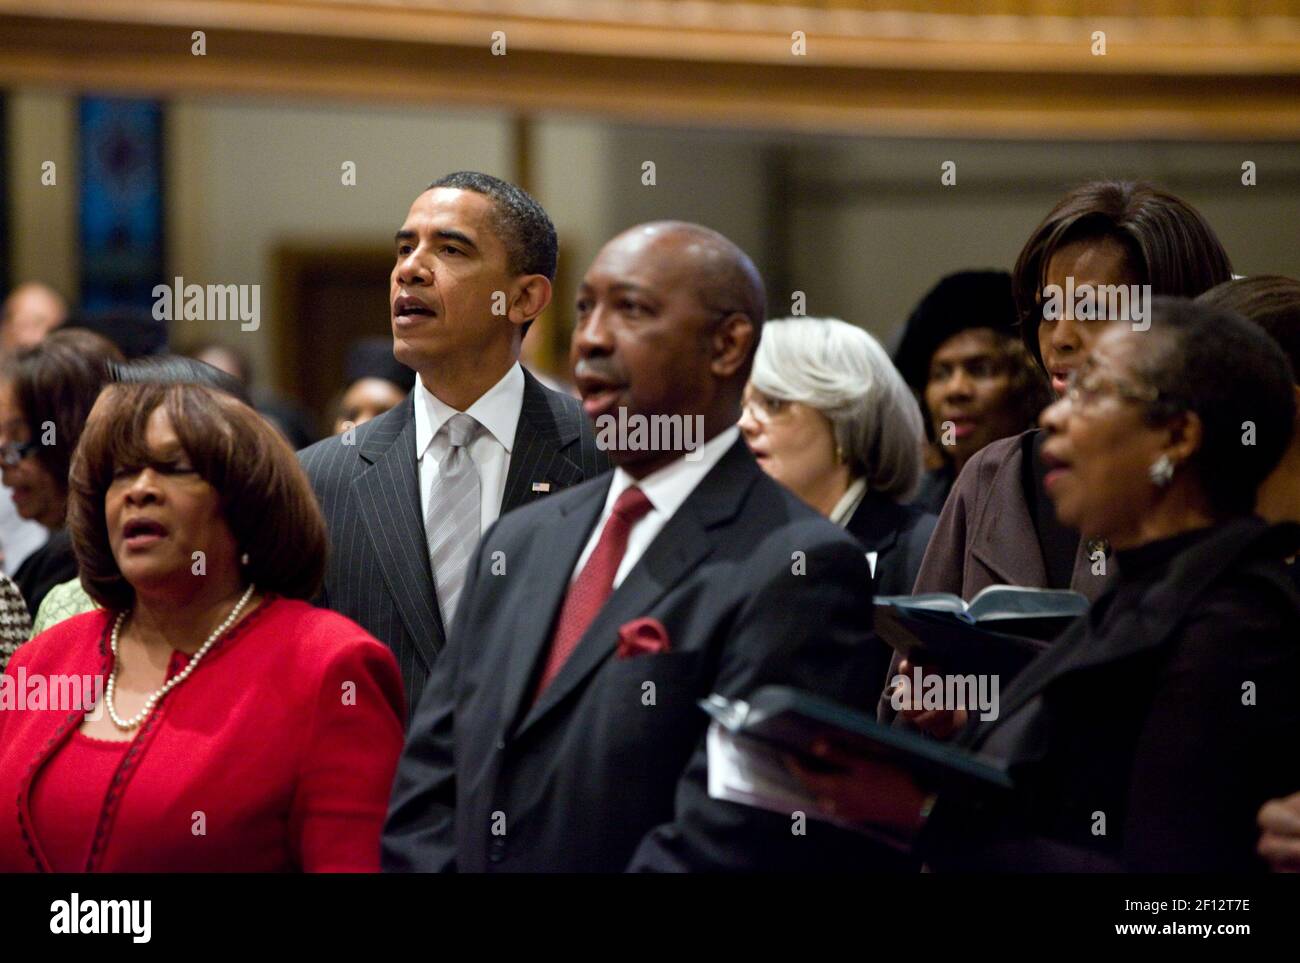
[
  {"x1": 872, "y1": 585, "x2": 1089, "y2": 681},
  {"x1": 878, "y1": 585, "x2": 1089, "y2": 625},
  {"x1": 702, "y1": 686, "x2": 1012, "y2": 845}
]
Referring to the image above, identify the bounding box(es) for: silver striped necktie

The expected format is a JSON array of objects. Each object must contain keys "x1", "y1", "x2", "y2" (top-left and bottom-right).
[{"x1": 426, "y1": 412, "x2": 482, "y2": 627}]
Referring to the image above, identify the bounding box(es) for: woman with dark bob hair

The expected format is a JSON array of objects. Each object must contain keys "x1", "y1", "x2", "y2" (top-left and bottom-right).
[
  {"x1": 0, "y1": 382, "x2": 405, "y2": 872},
  {"x1": 0, "y1": 328, "x2": 122, "y2": 615},
  {"x1": 915, "y1": 181, "x2": 1234, "y2": 599},
  {"x1": 796, "y1": 299, "x2": 1300, "y2": 871}
]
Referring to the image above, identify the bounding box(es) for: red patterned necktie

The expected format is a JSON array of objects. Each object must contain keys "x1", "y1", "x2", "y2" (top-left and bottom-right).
[{"x1": 533, "y1": 485, "x2": 654, "y2": 699}]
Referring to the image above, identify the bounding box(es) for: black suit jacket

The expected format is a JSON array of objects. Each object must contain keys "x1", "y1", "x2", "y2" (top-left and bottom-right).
[
  {"x1": 842, "y1": 491, "x2": 936, "y2": 598},
  {"x1": 383, "y1": 438, "x2": 896, "y2": 872},
  {"x1": 928, "y1": 518, "x2": 1300, "y2": 872},
  {"x1": 298, "y1": 368, "x2": 609, "y2": 711},
  {"x1": 842, "y1": 492, "x2": 937, "y2": 702}
]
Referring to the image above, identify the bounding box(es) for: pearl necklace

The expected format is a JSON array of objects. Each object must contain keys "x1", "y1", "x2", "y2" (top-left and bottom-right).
[{"x1": 105, "y1": 584, "x2": 257, "y2": 731}]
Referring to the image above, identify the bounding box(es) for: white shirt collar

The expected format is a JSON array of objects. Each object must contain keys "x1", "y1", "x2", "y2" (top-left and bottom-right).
[
  {"x1": 829, "y1": 476, "x2": 868, "y2": 527},
  {"x1": 603, "y1": 425, "x2": 741, "y2": 520},
  {"x1": 414, "y1": 362, "x2": 525, "y2": 458}
]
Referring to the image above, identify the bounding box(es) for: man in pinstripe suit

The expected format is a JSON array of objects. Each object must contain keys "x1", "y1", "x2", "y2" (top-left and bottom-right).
[{"x1": 299, "y1": 173, "x2": 609, "y2": 711}]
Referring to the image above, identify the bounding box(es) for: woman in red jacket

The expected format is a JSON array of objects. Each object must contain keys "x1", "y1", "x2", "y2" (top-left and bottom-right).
[{"x1": 0, "y1": 381, "x2": 405, "y2": 872}]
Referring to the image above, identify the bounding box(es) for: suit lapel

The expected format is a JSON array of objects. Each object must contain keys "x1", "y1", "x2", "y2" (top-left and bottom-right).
[
  {"x1": 501, "y1": 369, "x2": 587, "y2": 513},
  {"x1": 498, "y1": 480, "x2": 610, "y2": 737},
  {"x1": 353, "y1": 395, "x2": 444, "y2": 671},
  {"x1": 844, "y1": 492, "x2": 904, "y2": 557},
  {"x1": 968, "y1": 436, "x2": 1047, "y2": 588},
  {"x1": 511, "y1": 440, "x2": 757, "y2": 741}
]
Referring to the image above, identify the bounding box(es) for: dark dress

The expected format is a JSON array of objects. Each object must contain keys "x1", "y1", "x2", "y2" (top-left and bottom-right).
[
  {"x1": 910, "y1": 466, "x2": 955, "y2": 517},
  {"x1": 923, "y1": 518, "x2": 1300, "y2": 872},
  {"x1": 13, "y1": 528, "x2": 76, "y2": 618}
]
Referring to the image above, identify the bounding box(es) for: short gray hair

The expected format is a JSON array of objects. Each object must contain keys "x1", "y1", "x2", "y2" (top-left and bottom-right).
[{"x1": 751, "y1": 317, "x2": 924, "y2": 502}]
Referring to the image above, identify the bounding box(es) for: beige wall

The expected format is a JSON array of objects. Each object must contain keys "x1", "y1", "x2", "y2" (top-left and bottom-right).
[
  {"x1": 785, "y1": 138, "x2": 1300, "y2": 349},
  {"x1": 8, "y1": 90, "x2": 1299, "y2": 395},
  {"x1": 5, "y1": 89, "x2": 76, "y2": 302},
  {"x1": 165, "y1": 96, "x2": 513, "y2": 383}
]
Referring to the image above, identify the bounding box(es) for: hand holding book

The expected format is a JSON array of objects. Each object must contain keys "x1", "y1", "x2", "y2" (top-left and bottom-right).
[
  {"x1": 783, "y1": 737, "x2": 936, "y2": 839},
  {"x1": 889, "y1": 658, "x2": 969, "y2": 741}
]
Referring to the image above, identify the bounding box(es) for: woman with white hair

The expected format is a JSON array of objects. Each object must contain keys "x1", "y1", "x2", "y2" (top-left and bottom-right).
[{"x1": 739, "y1": 317, "x2": 937, "y2": 599}]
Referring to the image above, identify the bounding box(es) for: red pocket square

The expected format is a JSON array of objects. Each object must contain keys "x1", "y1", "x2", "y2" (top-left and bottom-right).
[{"x1": 616, "y1": 618, "x2": 671, "y2": 659}]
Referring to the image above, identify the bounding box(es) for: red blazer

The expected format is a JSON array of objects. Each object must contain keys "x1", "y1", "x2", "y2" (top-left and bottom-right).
[{"x1": 0, "y1": 597, "x2": 405, "y2": 872}]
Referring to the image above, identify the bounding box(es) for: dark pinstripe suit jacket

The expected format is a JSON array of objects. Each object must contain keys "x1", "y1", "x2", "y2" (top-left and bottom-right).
[{"x1": 298, "y1": 368, "x2": 610, "y2": 711}]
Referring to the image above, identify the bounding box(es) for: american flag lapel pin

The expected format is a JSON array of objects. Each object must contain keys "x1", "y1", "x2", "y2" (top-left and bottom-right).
[{"x1": 531, "y1": 482, "x2": 551, "y2": 493}]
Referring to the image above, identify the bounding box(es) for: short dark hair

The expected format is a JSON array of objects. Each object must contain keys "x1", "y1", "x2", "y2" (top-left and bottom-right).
[
  {"x1": 1197, "y1": 275, "x2": 1300, "y2": 384},
  {"x1": 1131, "y1": 297, "x2": 1295, "y2": 517},
  {"x1": 69, "y1": 382, "x2": 328, "y2": 610},
  {"x1": 109, "y1": 354, "x2": 253, "y2": 405},
  {"x1": 2, "y1": 328, "x2": 123, "y2": 494},
  {"x1": 427, "y1": 171, "x2": 558, "y2": 284},
  {"x1": 1013, "y1": 181, "x2": 1233, "y2": 370}
]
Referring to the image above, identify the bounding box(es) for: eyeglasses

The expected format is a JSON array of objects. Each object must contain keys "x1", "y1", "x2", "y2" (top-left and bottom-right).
[
  {"x1": 0, "y1": 441, "x2": 39, "y2": 468},
  {"x1": 1062, "y1": 368, "x2": 1160, "y2": 410},
  {"x1": 741, "y1": 392, "x2": 792, "y2": 425}
]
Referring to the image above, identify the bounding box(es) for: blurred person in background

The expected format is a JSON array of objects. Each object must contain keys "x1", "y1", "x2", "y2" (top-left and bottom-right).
[
  {"x1": 1196, "y1": 274, "x2": 1300, "y2": 872},
  {"x1": 741, "y1": 316, "x2": 937, "y2": 699},
  {"x1": 0, "y1": 329, "x2": 122, "y2": 616},
  {"x1": 330, "y1": 337, "x2": 411, "y2": 435},
  {"x1": 0, "y1": 573, "x2": 32, "y2": 672},
  {"x1": 28, "y1": 355, "x2": 252, "y2": 637},
  {"x1": 892, "y1": 271, "x2": 1051, "y2": 515},
  {"x1": 0, "y1": 282, "x2": 66, "y2": 577},
  {"x1": 65, "y1": 309, "x2": 168, "y2": 361},
  {"x1": 1, "y1": 282, "x2": 66, "y2": 355},
  {"x1": 187, "y1": 339, "x2": 319, "y2": 449},
  {"x1": 0, "y1": 381, "x2": 404, "y2": 871},
  {"x1": 1198, "y1": 275, "x2": 1300, "y2": 560},
  {"x1": 740, "y1": 318, "x2": 936, "y2": 587}
]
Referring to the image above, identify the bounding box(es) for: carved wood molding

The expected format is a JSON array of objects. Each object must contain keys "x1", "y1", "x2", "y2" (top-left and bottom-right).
[{"x1": 2, "y1": 1, "x2": 1298, "y2": 138}]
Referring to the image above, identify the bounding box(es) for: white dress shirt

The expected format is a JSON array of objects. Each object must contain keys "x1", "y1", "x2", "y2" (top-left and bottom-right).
[
  {"x1": 571, "y1": 425, "x2": 740, "y2": 589},
  {"x1": 414, "y1": 362, "x2": 525, "y2": 534}
]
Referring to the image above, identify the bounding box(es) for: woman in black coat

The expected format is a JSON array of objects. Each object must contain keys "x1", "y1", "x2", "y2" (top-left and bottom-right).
[
  {"x1": 794, "y1": 298, "x2": 1300, "y2": 872},
  {"x1": 738, "y1": 316, "x2": 936, "y2": 597},
  {"x1": 0, "y1": 329, "x2": 121, "y2": 616},
  {"x1": 738, "y1": 317, "x2": 937, "y2": 698}
]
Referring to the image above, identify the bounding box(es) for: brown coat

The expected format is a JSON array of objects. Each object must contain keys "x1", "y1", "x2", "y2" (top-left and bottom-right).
[{"x1": 912, "y1": 430, "x2": 1111, "y2": 599}]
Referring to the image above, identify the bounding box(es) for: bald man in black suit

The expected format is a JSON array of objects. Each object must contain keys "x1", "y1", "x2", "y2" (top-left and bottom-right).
[{"x1": 384, "y1": 222, "x2": 891, "y2": 872}]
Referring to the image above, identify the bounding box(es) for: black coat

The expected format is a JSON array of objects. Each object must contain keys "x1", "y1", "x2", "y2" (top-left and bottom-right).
[
  {"x1": 842, "y1": 490, "x2": 937, "y2": 598},
  {"x1": 13, "y1": 529, "x2": 76, "y2": 618},
  {"x1": 382, "y1": 439, "x2": 896, "y2": 872},
  {"x1": 842, "y1": 491, "x2": 937, "y2": 701},
  {"x1": 298, "y1": 369, "x2": 609, "y2": 711},
  {"x1": 927, "y1": 518, "x2": 1300, "y2": 872}
]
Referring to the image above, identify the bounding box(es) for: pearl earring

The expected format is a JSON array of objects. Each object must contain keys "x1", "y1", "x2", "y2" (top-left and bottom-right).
[
  {"x1": 1149, "y1": 454, "x2": 1175, "y2": 488},
  {"x1": 240, "y1": 552, "x2": 250, "y2": 566}
]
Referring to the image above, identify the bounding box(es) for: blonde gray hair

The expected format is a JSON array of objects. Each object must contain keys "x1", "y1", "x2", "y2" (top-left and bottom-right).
[{"x1": 751, "y1": 317, "x2": 924, "y2": 502}]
